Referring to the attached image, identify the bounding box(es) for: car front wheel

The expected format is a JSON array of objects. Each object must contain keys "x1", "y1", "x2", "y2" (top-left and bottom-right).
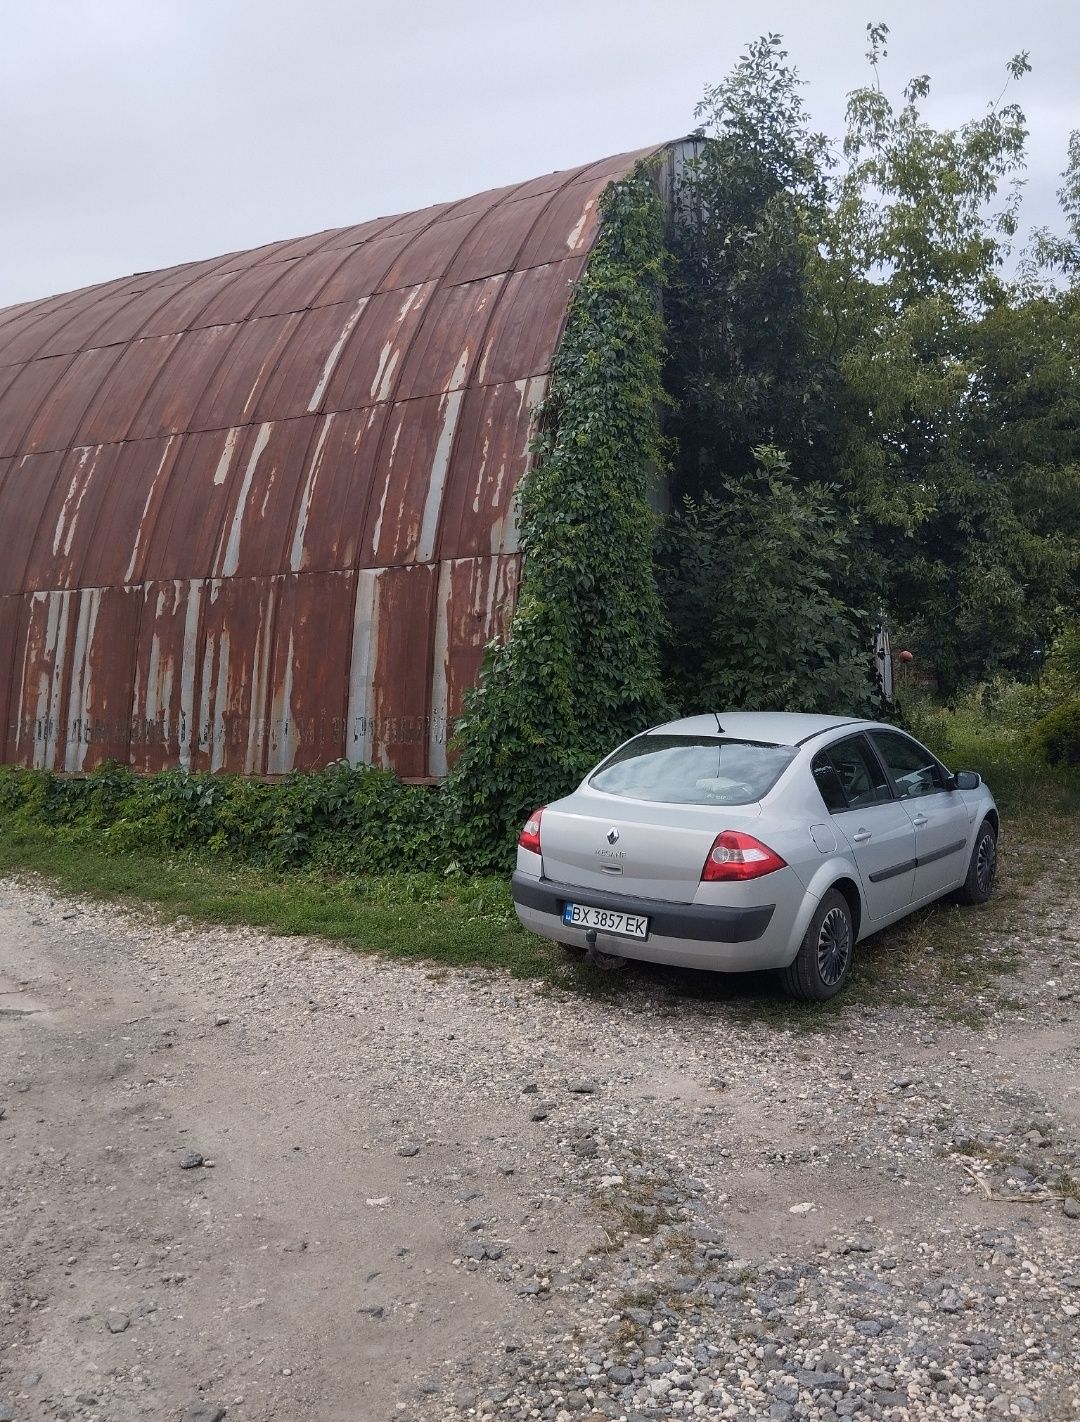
[
  {"x1": 779, "y1": 889, "x2": 855, "y2": 1003},
  {"x1": 955, "y1": 819, "x2": 997, "y2": 905}
]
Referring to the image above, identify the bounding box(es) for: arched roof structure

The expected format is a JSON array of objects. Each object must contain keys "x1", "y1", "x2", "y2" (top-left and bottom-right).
[{"x1": 0, "y1": 144, "x2": 666, "y2": 778}]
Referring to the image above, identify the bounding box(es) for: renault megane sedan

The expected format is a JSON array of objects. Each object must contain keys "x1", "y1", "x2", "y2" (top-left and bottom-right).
[{"x1": 510, "y1": 713, "x2": 998, "y2": 1001}]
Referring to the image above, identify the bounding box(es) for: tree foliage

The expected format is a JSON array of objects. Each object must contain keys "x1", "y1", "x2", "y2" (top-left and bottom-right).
[
  {"x1": 657, "y1": 447, "x2": 872, "y2": 714},
  {"x1": 662, "y1": 26, "x2": 1080, "y2": 697}
]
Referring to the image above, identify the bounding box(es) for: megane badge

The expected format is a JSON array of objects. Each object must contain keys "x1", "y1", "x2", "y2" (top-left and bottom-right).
[{"x1": 606, "y1": 827, "x2": 620, "y2": 845}]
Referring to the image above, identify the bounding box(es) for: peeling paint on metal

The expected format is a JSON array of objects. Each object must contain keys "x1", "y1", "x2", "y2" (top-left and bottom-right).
[
  {"x1": 212, "y1": 427, "x2": 241, "y2": 486},
  {"x1": 63, "y1": 587, "x2": 102, "y2": 772},
  {"x1": 288, "y1": 413, "x2": 336, "y2": 573},
  {"x1": 346, "y1": 570, "x2": 379, "y2": 767},
  {"x1": 124, "y1": 436, "x2": 177, "y2": 581},
  {"x1": 306, "y1": 296, "x2": 368, "y2": 412},
  {"x1": 418, "y1": 389, "x2": 463, "y2": 563},
  {"x1": 218, "y1": 423, "x2": 272, "y2": 577},
  {"x1": 0, "y1": 143, "x2": 675, "y2": 779},
  {"x1": 51, "y1": 446, "x2": 97, "y2": 558}
]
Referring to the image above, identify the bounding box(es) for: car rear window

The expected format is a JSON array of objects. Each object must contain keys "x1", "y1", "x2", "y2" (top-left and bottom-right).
[{"x1": 589, "y1": 735, "x2": 797, "y2": 805}]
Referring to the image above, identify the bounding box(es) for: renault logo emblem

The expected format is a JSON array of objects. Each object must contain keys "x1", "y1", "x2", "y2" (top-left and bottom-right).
[{"x1": 606, "y1": 827, "x2": 620, "y2": 845}]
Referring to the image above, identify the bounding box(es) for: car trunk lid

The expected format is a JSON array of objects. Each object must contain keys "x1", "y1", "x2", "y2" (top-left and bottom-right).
[{"x1": 540, "y1": 794, "x2": 763, "y2": 903}]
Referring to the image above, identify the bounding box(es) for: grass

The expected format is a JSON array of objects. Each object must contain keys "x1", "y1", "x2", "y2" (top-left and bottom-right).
[
  {"x1": 0, "y1": 823, "x2": 565, "y2": 981},
  {"x1": 1, "y1": 697, "x2": 1076, "y2": 1026}
]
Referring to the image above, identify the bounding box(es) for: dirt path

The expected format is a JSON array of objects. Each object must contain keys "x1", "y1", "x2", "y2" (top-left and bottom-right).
[{"x1": 1, "y1": 869, "x2": 1078, "y2": 1422}]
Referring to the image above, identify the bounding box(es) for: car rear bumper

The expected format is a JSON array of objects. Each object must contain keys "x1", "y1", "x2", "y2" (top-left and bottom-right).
[{"x1": 511, "y1": 870, "x2": 789, "y2": 972}]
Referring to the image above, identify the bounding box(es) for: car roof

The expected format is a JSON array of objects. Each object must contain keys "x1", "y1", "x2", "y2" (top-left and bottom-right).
[{"x1": 651, "y1": 711, "x2": 871, "y2": 747}]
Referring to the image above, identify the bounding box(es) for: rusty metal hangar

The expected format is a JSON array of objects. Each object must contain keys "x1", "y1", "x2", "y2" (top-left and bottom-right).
[{"x1": 0, "y1": 142, "x2": 678, "y2": 780}]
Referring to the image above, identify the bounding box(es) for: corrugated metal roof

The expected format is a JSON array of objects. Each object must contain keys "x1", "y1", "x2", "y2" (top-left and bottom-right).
[{"x1": 0, "y1": 144, "x2": 666, "y2": 778}]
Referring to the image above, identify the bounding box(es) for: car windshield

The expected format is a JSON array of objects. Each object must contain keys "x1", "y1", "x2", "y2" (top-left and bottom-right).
[{"x1": 589, "y1": 735, "x2": 796, "y2": 805}]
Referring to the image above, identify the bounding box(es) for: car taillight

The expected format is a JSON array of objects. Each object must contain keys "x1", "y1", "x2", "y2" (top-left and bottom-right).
[
  {"x1": 701, "y1": 829, "x2": 786, "y2": 882},
  {"x1": 518, "y1": 807, "x2": 545, "y2": 855}
]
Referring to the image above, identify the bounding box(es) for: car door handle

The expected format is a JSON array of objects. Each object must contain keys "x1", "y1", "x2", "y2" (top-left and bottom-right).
[
  {"x1": 910, "y1": 813, "x2": 929, "y2": 827},
  {"x1": 851, "y1": 829, "x2": 872, "y2": 843}
]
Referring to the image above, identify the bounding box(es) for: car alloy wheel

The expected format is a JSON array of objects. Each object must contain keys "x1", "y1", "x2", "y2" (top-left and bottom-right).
[
  {"x1": 816, "y1": 905, "x2": 852, "y2": 987},
  {"x1": 975, "y1": 830, "x2": 997, "y2": 896}
]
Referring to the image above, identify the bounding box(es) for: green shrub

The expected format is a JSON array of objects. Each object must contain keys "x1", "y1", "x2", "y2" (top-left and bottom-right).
[
  {"x1": 1030, "y1": 699, "x2": 1080, "y2": 768},
  {"x1": 0, "y1": 762, "x2": 454, "y2": 875}
]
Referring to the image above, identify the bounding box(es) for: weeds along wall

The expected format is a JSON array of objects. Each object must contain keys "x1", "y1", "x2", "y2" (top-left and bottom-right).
[{"x1": 0, "y1": 165, "x2": 673, "y2": 875}]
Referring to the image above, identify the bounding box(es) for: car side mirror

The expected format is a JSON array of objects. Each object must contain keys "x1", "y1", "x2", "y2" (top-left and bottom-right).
[{"x1": 952, "y1": 771, "x2": 981, "y2": 790}]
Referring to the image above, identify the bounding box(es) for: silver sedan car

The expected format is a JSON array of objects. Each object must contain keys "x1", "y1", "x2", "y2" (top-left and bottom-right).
[{"x1": 511, "y1": 713, "x2": 999, "y2": 1000}]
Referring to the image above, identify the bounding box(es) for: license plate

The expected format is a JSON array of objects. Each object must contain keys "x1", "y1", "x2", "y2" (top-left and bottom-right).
[{"x1": 562, "y1": 903, "x2": 649, "y2": 940}]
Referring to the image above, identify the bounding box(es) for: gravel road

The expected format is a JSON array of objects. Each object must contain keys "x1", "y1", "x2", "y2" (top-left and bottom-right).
[{"x1": 1, "y1": 867, "x2": 1078, "y2": 1422}]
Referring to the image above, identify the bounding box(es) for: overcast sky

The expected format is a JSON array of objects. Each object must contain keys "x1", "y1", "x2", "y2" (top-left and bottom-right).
[{"x1": 1, "y1": 0, "x2": 1077, "y2": 308}]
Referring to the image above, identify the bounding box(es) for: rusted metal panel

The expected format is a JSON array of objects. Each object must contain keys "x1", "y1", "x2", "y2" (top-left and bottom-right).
[
  {"x1": 249, "y1": 247, "x2": 354, "y2": 319},
  {"x1": 211, "y1": 418, "x2": 325, "y2": 579},
  {"x1": 514, "y1": 176, "x2": 610, "y2": 268},
  {"x1": 266, "y1": 571, "x2": 355, "y2": 772},
  {"x1": 79, "y1": 437, "x2": 183, "y2": 588},
  {"x1": 5, "y1": 584, "x2": 140, "y2": 772},
  {"x1": 308, "y1": 232, "x2": 419, "y2": 306},
  {"x1": 189, "y1": 312, "x2": 302, "y2": 432},
  {"x1": 394, "y1": 275, "x2": 506, "y2": 402},
  {"x1": 194, "y1": 261, "x2": 306, "y2": 329},
  {"x1": 189, "y1": 576, "x2": 277, "y2": 775},
  {"x1": 319, "y1": 283, "x2": 437, "y2": 413},
  {"x1": 444, "y1": 192, "x2": 556, "y2": 285},
  {"x1": 0, "y1": 356, "x2": 76, "y2": 456},
  {"x1": 357, "y1": 562, "x2": 439, "y2": 777},
  {"x1": 376, "y1": 212, "x2": 491, "y2": 292},
  {"x1": 428, "y1": 554, "x2": 521, "y2": 775},
  {"x1": 0, "y1": 145, "x2": 674, "y2": 778},
  {"x1": 0, "y1": 594, "x2": 21, "y2": 763},
  {"x1": 285, "y1": 406, "x2": 392, "y2": 574},
  {"x1": 125, "y1": 323, "x2": 241, "y2": 441},
  {"x1": 140, "y1": 428, "x2": 253, "y2": 581},
  {"x1": 35, "y1": 291, "x2": 151, "y2": 360},
  {"x1": 75, "y1": 335, "x2": 184, "y2": 447},
  {"x1": 22, "y1": 345, "x2": 127, "y2": 454},
  {"x1": 130, "y1": 578, "x2": 205, "y2": 772},
  {"x1": 364, "y1": 393, "x2": 465, "y2": 568},
  {"x1": 475, "y1": 256, "x2": 588, "y2": 386},
  {"x1": 0, "y1": 450, "x2": 67, "y2": 593},
  {"x1": 132, "y1": 269, "x2": 241, "y2": 340},
  {"x1": 0, "y1": 297, "x2": 109, "y2": 368},
  {"x1": 23, "y1": 444, "x2": 120, "y2": 591},
  {"x1": 60, "y1": 585, "x2": 142, "y2": 771},
  {"x1": 232, "y1": 228, "x2": 346, "y2": 270},
  {"x1": 10, "y1": 587, "x2": 74, "y2": 768},
  {"x1": 436, "y1": 377, "x2": 547, "y2": 560},
  {"x1": 323, "y1": 203, "x2": 459, "y2": 252},
  {"x1": 251, "y1": 301, "x2": 371, "y2": 422}
]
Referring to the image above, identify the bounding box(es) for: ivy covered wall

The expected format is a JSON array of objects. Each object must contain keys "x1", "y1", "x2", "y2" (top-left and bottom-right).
[{"x1": 446, "y1": 163, "x2": 672, "y2": 865}]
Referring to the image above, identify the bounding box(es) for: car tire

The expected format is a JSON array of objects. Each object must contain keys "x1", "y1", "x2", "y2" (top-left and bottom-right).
[
  {"x1": 955, "y1": 819, "x2": 997, "y2": 905},
  {"x1": 778, "y1": 889, "x2": 855, "y2": 1003}
]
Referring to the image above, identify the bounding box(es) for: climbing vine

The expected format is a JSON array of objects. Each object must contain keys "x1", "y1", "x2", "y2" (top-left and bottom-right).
[{"x1": 446, "y1": 164, "x2": 672, "y2": 866}]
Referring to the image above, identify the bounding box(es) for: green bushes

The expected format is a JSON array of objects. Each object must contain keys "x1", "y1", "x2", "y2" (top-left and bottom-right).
[
  {"x1": 1031, "y1": 700, "x2": 1080, "y2": 768},
  {"x1": 0, "y1": 761, "x2": 452, "y2": 876}
]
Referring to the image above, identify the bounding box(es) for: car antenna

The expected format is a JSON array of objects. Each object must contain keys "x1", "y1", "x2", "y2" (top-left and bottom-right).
[{"x1": 713, "y1": 712, "x2": 724, "y2": 734}]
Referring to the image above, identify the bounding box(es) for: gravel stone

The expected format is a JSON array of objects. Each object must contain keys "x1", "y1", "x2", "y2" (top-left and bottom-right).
[{"x1": 4, "y1": 869, "x2": 1079, "y2": 1422}]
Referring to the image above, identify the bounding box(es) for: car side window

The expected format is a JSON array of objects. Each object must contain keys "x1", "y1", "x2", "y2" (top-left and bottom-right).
[
  {"x1": 870, "y1": 731, "x2": 947, "y2": 800},
  {"x1": 812, "y1": 736, "x2": 893, "y2": 813}
]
